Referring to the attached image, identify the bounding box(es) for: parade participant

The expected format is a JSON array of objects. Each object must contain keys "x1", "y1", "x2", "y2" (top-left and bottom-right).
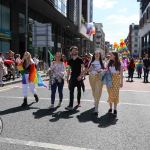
[
  {"x1": 107, "y1": 52, "x2": 123, "y2": 117},
  {"x1": 48, "y1": 52, "x2": 65, "y2": 108},
  {"x1": 65, "y1": 46, "x2": 85, "y2": 110},
  {"x1": 20, "y1": 51, "x2": 39, "y2": 107},
  {"x1": 143, "y1": 54, "x2": 150, "y2": 83},
  {"x1": 88, "y1": 50, "x2": 104, "y2": 115}
]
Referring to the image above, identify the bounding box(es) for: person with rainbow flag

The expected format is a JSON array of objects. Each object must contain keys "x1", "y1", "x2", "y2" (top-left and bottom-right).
[{"x1": 17, "y1": 51, "x2": 46, "y2": 107}]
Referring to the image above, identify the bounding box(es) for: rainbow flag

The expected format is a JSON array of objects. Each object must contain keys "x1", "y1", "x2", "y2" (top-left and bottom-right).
[
  {"x1": 86, "y1": 22, "x2": 96, "y2": 35},
  {"x1": 17, "y1": 63, "x2": 47, "y2": 87}
]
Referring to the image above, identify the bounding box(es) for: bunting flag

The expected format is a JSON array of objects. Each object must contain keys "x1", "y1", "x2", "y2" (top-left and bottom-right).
[
  {"x1": 17, "y1": 63, "x2": 47, "y2": 87},
  {"x1": 48, "y1": 49, "x2": 54, "y2": 62}
]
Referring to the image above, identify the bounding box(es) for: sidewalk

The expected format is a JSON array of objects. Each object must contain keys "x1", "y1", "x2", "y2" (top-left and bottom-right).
[{"x1": 3, "y1": 71, "x2": 47, "y2": 86}]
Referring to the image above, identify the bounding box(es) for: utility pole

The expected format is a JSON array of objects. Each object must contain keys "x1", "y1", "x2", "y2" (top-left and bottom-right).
[{"x1": 25, "y1": 0, "x2": 28, "y2": 51}]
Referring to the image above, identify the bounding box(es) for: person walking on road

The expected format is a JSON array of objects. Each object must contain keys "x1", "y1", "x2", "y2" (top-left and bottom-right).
[
  {"x1": 127, "y1": 58, "x2": 135, "y2": 82},
  {"x1": 136, "y1": 58, "x2": 143, "y2": 78},
  {"x1": 21, "y1": 51, "x2": 39, "y2": 107},
  {"x1": 48, "y1": 52, "x2": 65, "y2": 109},
  {"x1": 107, "y1": 52, "x2": 123, "y2": 117},
  {"x1": 88, "y1": 50, "x2": 104, "y2": 116},
  {"x1": 143, "y1": 54, "x2": 150, "y2": 83},
  {"x1": 65, "y1": 46, "x2": 85, "y2": 110}
]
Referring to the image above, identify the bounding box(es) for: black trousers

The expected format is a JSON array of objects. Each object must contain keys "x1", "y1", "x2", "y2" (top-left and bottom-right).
[
  {"x1": 128, "y1": 68, "x2": 134, "y2": 80},
  {"x1": 68, "y1": 79, "x2": 82, "y2": 107},
  {"x1": 144, "y1": 69, "x2": 149, "y2": 82}
]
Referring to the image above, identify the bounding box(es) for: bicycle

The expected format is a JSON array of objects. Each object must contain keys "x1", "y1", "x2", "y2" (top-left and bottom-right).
[{"x1": 0, "y1": 117, "x2": 3, "y2": 135}]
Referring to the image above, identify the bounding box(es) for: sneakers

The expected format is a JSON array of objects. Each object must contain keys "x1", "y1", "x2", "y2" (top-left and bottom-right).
[
  {"x1": 57, "y1": 101, "x2": 62, "y2": 107},
  {"x1": 34, "y1": 94, "x2": 39, "y2": 103},
  {"x1": 48, "y1": 104, "x2": 54, "y2": 109},
  {"x1": 65, "y1": 106, "x2": 73, "y2": 111}
]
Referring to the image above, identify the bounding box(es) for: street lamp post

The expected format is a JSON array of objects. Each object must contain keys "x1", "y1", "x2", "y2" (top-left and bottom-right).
[{"x1": 25, "y1": 0, "x2": 28, "y2": 51}]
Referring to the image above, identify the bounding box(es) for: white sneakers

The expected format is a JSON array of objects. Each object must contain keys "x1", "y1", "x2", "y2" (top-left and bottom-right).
[
  {"x1": 48, "y1": 104, "x2": 54, "y2": 109},
  {"x1": 49, "y1": 101, "x2": 62, "y2": 109}
]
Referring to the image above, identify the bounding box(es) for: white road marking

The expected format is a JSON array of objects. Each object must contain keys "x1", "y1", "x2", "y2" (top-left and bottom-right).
[
  {"x1": 0, "y1": 96, "x2": 150, "y2": 107},
  {"x1": 23, "y1": 86, "x2": 150, "y2": 93},
  {"x1": 4, "y1": 83, "x2": 149, "y2": 93},
  {"x1": 0, "y1": 137, "x2": 93, "y2": 150},
  {"x1": 0, "y1": 87, "x2": 16, "y2": 92}
]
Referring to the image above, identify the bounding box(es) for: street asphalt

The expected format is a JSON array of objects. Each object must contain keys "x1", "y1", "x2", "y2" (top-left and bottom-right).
[{"x1": 0, "y1": 75, "x2": 150, "y2": 150}]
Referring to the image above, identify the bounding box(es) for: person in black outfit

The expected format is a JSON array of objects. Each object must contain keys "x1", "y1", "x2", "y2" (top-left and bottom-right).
[
  {"x1": 143, "y1": 54, "x2": 150, "y2": 83},
  {"x1": 65, "y1": 46, "x2": 85, "y2": 110}
]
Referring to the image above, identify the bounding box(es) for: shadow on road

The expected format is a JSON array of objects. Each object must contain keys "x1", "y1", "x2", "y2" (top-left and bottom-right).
[
  {"x1": 33, "y1": 106, "x2": 59, "y2": 119},
  {"x1": 0, "y1": 102, "x2": 38, "y2": 116},
  {"x1": 77, "y1": 108, "x2": 99, "y2": 124},
  {"x1": 50, "y1": 109, "x2": 80, "y2": 122},
  {"x1": 76, "y1": 108, "x2": 118, "y2": 127},
  {"x1": 98, "y1": 113, "x2": 118, "y2": 128}
]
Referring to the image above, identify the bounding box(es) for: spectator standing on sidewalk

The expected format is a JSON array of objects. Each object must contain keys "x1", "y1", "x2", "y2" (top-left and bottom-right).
[
  {"x1": 88, "y1": 50, "x2": 104, "y2": 116},
  {"x1": 107, "y1": 52, "x2": 123, "y2": 117},
  {"x1": 0, "y1": 52, "x2": 5, "y2": 87},
  {"x1": 48, "y1": 52, "x2": 65, "y2": 109},
  {"x1": 15, "y1": 54, "x2": 22, "y2": 78},
  {"x1": 65, "y1": 46, "x2": 85, "y2": 110},
  {"x1": 143, "y1": 54, "x2": 150, "y2": 83}
]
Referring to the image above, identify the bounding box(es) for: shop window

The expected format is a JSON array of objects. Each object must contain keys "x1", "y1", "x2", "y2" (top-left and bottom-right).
[
  {"x1": 0, "y1": 40, "x2": 10, "y2": 53},
  {"x1": 1, "y1": 4, "x2": 10, "y2": 32}
]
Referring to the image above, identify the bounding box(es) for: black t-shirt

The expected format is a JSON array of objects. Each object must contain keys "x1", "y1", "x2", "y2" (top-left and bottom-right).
[
  {"x1": 68, "y1": 57, "x2": 83, "y2": 80},
  {"x1": 143, "y1": 58, "x2": 150, "y2": 68}
]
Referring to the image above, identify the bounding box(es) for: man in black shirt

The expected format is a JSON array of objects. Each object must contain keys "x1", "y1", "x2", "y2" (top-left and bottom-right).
[
  {"x1": 65, "y1": 46, "x2": 85, "y2": 110},
  {"x1": 143, "y1": 54, "x2": 150, "y2": 83}
]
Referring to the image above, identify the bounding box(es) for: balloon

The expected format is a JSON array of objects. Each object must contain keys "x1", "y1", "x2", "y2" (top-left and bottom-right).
[{"x1": 114, "y1": 42, "x2": 119, "y2": 48}]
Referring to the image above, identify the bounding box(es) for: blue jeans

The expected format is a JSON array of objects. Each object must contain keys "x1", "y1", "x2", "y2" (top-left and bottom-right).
[{"x1": 51, "y1": 79, "x2": 64, "y2": 105}]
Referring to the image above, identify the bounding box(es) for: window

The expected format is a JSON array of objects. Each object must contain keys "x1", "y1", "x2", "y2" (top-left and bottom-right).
[
  {"x1": 0, "y1": 40, "x2": 10, "y2": 53},
  {"x1": 54, "y1": 0, "x2": 67, "y2": 16},
  {"x1": 134, "y1": 50, "x2": 137, "y2": 53},
  {"x1": 135, "y1": 38, "x2": 138, "y2": 42},
  {"x1": 135, "y1": 32, "x2": 138, "y2": 36},
  {"x1": 134, "y1": 44, "x2": 138, "y2": 47},
  {"x1": 0, "y1": 4, "x2": 10, "y2": 32}
]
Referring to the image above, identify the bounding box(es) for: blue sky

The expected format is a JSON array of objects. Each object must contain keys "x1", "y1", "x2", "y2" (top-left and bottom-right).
[{"x1": 93, "y1": 0, "x2": 140, "y2": 44}]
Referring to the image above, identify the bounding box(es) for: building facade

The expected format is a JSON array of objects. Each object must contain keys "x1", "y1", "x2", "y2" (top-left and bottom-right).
[
  {"x1": 0, "y1": 0, "x2": 94, "y2": 60},
  {"x1": 127, "y1": 23, "x2": 140, "y2": 57},
  {"x1": 0, "y1": 0, "x2": 11, "y2": 53},
  {"x1": 137, "y1": 0, "x2": 150, "y2": 57},
  {"x1": 94, "y1": 23, "x2": 105, "y2": 57}
]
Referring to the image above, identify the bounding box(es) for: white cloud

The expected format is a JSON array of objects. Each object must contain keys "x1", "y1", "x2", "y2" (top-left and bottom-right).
[
  {"x1": 93, "y1": 0, "x2": 118, "y2": 9},
  {"x1": 106, "y1": 14, "x2": 139, "y2": 25}
]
